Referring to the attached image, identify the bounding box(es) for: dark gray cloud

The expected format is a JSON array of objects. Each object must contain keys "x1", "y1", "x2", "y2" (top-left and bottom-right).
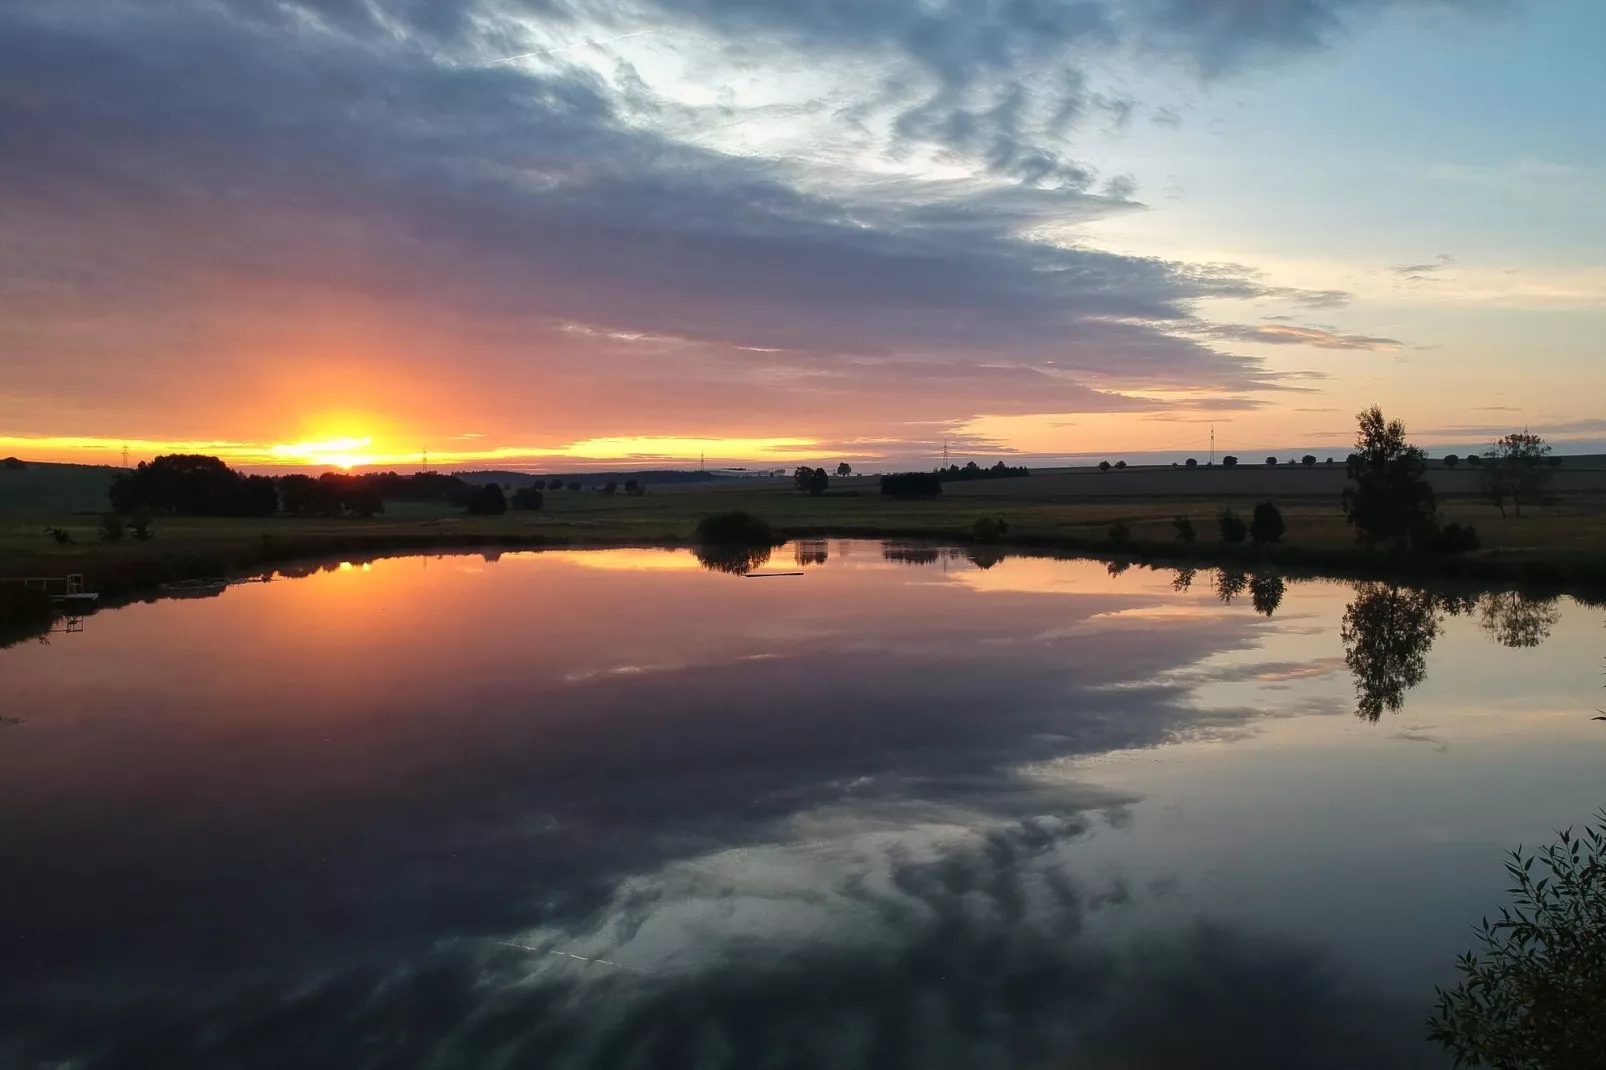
[{"x1": 0, "y1": 0, "x2": 1468, "y2": 438}]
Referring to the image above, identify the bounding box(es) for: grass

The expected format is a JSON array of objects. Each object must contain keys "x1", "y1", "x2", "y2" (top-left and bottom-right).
[{"x1": 3, "y1": 482, "x2": 1605, "y2": 597}]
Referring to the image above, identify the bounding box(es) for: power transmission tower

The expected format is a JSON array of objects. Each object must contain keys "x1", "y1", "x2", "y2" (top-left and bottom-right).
[
  {"x1": 121, "y1": 443, "x2": 129, "y2": 468},
  {"x1": 942, "y1": 437, "x2": 950, "y2": 467},
  {"x1": 422, "y1": 447, "x2": 429, "y2": 472},
  {"x1": 1209, "y1": 426, "x2": 1215, "y2": 466}
]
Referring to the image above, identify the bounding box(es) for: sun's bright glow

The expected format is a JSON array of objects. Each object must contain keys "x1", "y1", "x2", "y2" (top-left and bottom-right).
[
  {"x1": 267, "y1": 437, "x2": 377, "y2": 469},
  {"x1": 0, "y1": 433, "x2": 825, "y2": 469}
]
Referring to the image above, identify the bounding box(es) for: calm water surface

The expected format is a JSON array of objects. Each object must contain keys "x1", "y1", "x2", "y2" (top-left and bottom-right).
[{"x1": 2, "y1": 543, "x2": 1603, "y2": 1069}]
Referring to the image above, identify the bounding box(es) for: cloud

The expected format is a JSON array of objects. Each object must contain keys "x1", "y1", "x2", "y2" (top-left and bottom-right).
[
  {"x1": 1392, "y1": 253, "x2": 1454, "y2": 276},
  {"x1": 0, "y1": 0, "x2": 1463, "y2": 447},
  {"x1": 1190, "y1": 323, "x2": 1403, "y2": 351}
]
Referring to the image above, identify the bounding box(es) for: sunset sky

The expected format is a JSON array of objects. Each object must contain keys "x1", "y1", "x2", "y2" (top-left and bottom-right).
[{"x1": 3, "y1": 0, "x2": 1602, "y2": 470}]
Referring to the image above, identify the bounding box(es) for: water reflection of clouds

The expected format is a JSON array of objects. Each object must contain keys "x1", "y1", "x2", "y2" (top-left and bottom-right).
[{"x1": 5, "y1": 545, "x2": 1595, "y2": 1068}]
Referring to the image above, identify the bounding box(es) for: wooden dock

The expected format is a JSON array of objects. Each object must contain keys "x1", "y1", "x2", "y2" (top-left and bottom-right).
[{"x1": 0, "y1": 574, "x2": 100, "y2": 606}]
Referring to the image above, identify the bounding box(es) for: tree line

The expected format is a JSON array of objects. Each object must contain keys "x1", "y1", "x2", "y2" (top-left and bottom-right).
[{"x1": 109, "y1": 455, "x2": 512, "y2": 518}]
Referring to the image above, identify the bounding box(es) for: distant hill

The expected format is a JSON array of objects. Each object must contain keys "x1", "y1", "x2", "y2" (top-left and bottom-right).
[{"x1": 0, "y1": 460, "x2": 121, "y2": 513}]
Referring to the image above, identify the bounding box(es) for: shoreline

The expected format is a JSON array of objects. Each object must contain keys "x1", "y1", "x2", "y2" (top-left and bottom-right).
[{"x1": 9, "y1": 524, "x2": 1606, "y2": 601}]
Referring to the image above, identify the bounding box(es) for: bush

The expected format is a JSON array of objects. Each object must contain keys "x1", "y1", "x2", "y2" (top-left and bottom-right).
[
  {"x1": 1185, "y1": 458, "x2": 1198, "y2": 468},
  {"x1": 1107, "y1": 521, "x2": 1131, "y2": 547},
  {"x1": 694, "y1": 510, "x2": 774, "y2": 546},
  {"x1": 1266, "y1": 456, "x2": 1278, "y2": 466},
  {"x1": 1222, "y1": 455, "x2": 1238, "y2": 468},
  {"x1": 1173, "y1": 516, "x2": 1196, "y2": 543},
  {"x1": 1114, "y1": 460, "x2": 1127, "y2": 469},
  {"x1": 99, "y1": 513, "x2": 125, "y2": 542},
  {"x1": 1418, "y1": 521, "x2": 1481, "y2": 555},
  {"x1": 880, "y1": 472, "x2": 942, "y2": 498},
  {"x1": 1428, "y1": 813, "x2": 1606, "y2": 1070},
  {"x1": 624, "y1": 479, "x2": 643, "y2": 496},
  {"x1": 603, "y1": 480, "x2": 617, "y2": 495},
  {"x1": 548, "y1": 478, "x2": 564, "y2": 490},
  {"x1": 794, "y1": 466, "x2": 830, "y2": 495},
  {"x1": 129, "y1": 514, "x2": 154, "y2": 541},
  {"x1": 1302, "y1": 455, "x2": 1317, "y2": 467},
  {"x1": 1217, "y1": 509, "x2": 1247, "y2": 543},
  {"x1": 1466, "y1": 454, "x2": 1483, "y2": 467},
  {"x1": 465, "y1": 483, "x2": 507, "y2": 515},
  {"x1": 1098, "y1": 461, "x2": 1112, "y2": 472},
  {"x1": 1443, "y1": 454, "x2": 1460, "y2": 468},
  {"x1": 510, "y1": 486, "x2": 544, "y2": 510},
  {"x1": 566, "y1": 481, "x2": 581, "y2": 492},
  {"x1": 1249, "y1": 500, "x2": 1284, "y2": 544},
  {"x1": 972, "y1": 516, "x2": 1010, "y2": 544}
]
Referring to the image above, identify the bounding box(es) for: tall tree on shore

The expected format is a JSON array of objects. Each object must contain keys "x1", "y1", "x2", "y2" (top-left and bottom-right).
[
  {"x1": 1341, "y1": 407, "x2": 1436, "y2": 547},
  {"x1": 1480, "y1": 432, "x2": 1554, "y2": 518}
]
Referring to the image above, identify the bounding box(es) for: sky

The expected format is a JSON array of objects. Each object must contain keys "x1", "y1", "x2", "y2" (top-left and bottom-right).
[{"x1": 1, "y1": 0, "x2": 1602, "y2": 470}]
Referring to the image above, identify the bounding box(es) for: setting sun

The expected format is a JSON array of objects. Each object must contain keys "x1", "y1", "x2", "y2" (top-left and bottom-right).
[{"x1": 267, "y1": 437, "x2": 378, "y2": 470}]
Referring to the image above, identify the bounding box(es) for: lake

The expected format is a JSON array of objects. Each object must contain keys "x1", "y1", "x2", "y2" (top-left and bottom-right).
[{"x1": 2, "y1": 542, "x2": 1602, "y2": 1069}]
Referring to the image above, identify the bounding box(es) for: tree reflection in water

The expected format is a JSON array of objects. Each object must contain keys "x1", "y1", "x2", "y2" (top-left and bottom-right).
[
  {"x1": 1170, "y1": 568, "x2": 1196, "y2": 593},
  {"x1": 793, "y1": 540, "x2": 830, "y2": 568},
  {"x1": 1215, "y1": 569, "x2": 1250, "y2": 605},
  {"x1": 695, "y1": 544, "x2": 774, "y2": 575},
  {"x1": 1249, "y1": 573, "x2": 1286, "y2": 617},
  {"x1": 1341, "y1": 583, "x2": 1442, "y2": 722},
  {"x1": 1478, "y1": 591, "x2": 1562, "y2": 649}
]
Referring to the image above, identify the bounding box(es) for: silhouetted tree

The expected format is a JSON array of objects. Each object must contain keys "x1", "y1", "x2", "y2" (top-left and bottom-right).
[
  {"x1": 836, "y1": 462, "x2": 852, "y2": 477},
  {"x1": 1250, "y1": 573, "x2": 1286, "y2": 616},
  {"x1": 548, "y1": 478, "x2": 564, "y2": 490},
  {"x1": 1249, "y1": 500, "x2": 1285, "y2": 544},
  {"x1": 1341, "y1": 582, "x2": 1441, "y2": 721},
  {"x1": 1222, "y1": 455, "x2": 1238, "y2": 468},
  {"x1": 624, "y1": 479, "x2": 644, "y2": 496},
  {"x1": 1266, "y1": 456, "x2": 1278, "y2": 466},
  {"x1": 1173, "y1": 516, "x2": 1196, "y2": 542},
  {"x1": 603, "y1": 480, "x2": 618, "y2": 495},
  {"x1": 1442, "y1": 454, "x2": 1459, "y2": 468},
  {"x1": 465, "y1": 483, "x2": 507, "y2": 515},
  {"x1": 1341, "y1": 406, "x2": 1436, "y2": 547},
  {"x1": 510, "y1": 485, "x2": 544, "y2": 510},
  {"x1": 880, "y1": 472, "x2": 943, "y2": 498},
  {"x1": 1217, "y1": 509, "x2": 1247, "y2": 543},
  {"x1": 1098, "y1": 460, "x2": 1112, "y2": 472},
  {"x1": 1301, "y1": 454, "x2": 1317, "y2": 467},
  {"x1": 1114, "y1": 460, "x2": 1127, "y2": 469},
  {"x1": 110, "y1": 454, "x2": 276, "y2": 517},
  {"x1": 1170, "y1": 567, "x2": 1196, "y2": 592},
  {"x1": 936, "y1": 460, "x2": 1029, "y2": 482},
  {"x1": 1185, "y1": 457, "x2": 1198, "y2": 468},
  {"x1": 1481, "y1": 432, "x2": 1554, "y2": 517},
  {"x1": 1466, "y1": 453, "x2": 1483, "y2": 467},
  {"x1": 1106, "y1": 559, "x2": 1131, "y2": 577},
  {"x1": 566, "y1": 481, "x2": 581, "y2": 492},
  {"x1": 794, "y1": 465, "x2": 829, "y2": 495},
  {"x1": 1478, "y1": 591, "x2": 1561, "y2": 648}
]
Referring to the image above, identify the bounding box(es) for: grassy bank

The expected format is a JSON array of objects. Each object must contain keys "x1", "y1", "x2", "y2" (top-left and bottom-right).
[{"x1": 3, "y1": 484, "x2": 1605, "y2": 600}]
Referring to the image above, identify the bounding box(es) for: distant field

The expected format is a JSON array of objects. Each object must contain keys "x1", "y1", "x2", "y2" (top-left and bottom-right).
[{"x1": 943, "y1": 456, "x2": 1606, "y2": 499}]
